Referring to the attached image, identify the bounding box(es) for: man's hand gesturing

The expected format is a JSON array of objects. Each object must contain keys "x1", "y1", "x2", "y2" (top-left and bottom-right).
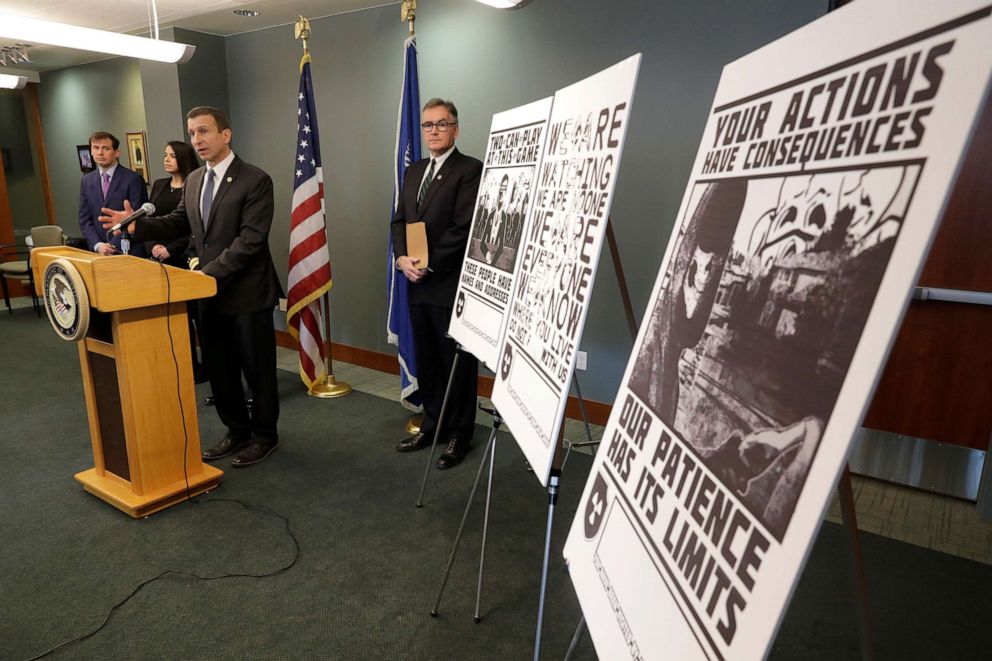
[{"x1": 99, "y1": 199, "x2": 134, "y2": 235}]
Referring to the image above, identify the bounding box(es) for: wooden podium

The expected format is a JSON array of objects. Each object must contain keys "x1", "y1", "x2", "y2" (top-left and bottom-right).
[{"x1": 32, "y1": 247, "x2": 223, "y2": 517}]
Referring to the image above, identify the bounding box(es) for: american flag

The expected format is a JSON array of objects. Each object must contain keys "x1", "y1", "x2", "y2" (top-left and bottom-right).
[{"x1": 287, "y1": 56, "x2": 332, "y2": 391}]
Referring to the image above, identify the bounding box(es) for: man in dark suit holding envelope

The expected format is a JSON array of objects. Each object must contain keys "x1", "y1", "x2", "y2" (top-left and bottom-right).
[
  {"x1": 101, "y1": 106, "x2": 283, "y2": 467},
  {"x1": 391, "y1": 98, "x2": 482, "y2": 469}
]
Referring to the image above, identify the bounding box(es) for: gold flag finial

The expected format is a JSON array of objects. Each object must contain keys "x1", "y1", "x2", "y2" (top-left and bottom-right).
[
  {"x1": 401, "y1": 0, "x2": 416, "y2": 35},
  {"x1": 295, "y1": 15, "x2": 311, "y2": 54},
  {"x1": 295, "y1": 15, "x2": 312, "y2": 69}
]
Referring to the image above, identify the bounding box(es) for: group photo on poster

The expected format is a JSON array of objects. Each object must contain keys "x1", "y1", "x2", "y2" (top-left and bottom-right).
[
  {"x1": 469, "y1": 167, "x2": 531, "y2": 271},
  {"x1": 449, "y1": 99, "x2": 552, "y2": 369}
]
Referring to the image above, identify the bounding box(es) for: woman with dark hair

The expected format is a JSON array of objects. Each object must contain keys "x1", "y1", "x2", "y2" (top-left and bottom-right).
[
  {"x1": 146, "y1": 140, "x2": 207, "y2": 382},
  {"x1": 146, "y1": 140, "x2": 199, "y2": 264}
]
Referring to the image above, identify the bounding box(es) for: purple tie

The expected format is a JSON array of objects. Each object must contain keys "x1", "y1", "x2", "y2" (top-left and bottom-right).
[{"x1": 101, "y1": 172, "x2": 110, "y2": 198}]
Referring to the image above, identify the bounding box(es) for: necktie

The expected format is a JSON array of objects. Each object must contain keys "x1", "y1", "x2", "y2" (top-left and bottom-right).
[
  {"x1": 201, "y1": 169, "x2": 216, "y2": 229},
  {"x1": 417, "y1": 159, "x2": 436, "y2": 209},
  {"x1": 101, "y1": 172, "x2": 110, "y2": 199}
]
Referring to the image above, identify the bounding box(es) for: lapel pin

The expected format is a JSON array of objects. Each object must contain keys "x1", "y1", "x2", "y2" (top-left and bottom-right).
[{"x1": 227, "y1": 176, "x2": 233, "y2": 183}]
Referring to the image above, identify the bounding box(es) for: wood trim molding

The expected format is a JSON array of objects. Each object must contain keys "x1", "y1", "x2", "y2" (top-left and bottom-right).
[
  {"x1": 0, "y1": 84, "x2": 53, "y2": 301},
  {"x1": 24, "y1": 83, "x2": 56, "y2": 227},
  {"x1": 0, "y1": 135, "x2": 32, "y2": 299},
  {"x1": 275, "y1": 330, "x2": 613, "y2": 426},
  {"x1": 275, "y1": 331, "x2": 401, "y2": 375},
  {"x1": 0, "y1": 132, "x2": 11, "y2": 245}
]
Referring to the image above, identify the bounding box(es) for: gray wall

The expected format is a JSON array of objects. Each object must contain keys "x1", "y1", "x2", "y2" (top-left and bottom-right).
[
  {"x1": 174, "y1": 28, "x2": 231, "y2": 115},
  {"x1": 139, "y1": 28, "x2": 184, "y2": 183},
  {"x1": 0, "y1": 89, "x2": 46, "y2": 231},
  {"x1": 222, "y1": 0, "x2": 826, "y2": 403},
  {"x1": 137, "y1": 28, "x2": 232, "y2": 183},
  {"x1": 36, "y1": 34, "x2": 226, "y2": 232},
  {"x1": 38, "y1": 58, "x2": 147, "y2": 232}
]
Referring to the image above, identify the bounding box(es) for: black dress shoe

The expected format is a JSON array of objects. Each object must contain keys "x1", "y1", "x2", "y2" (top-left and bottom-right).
[
  {"x1": 436, "y1": 440, "x2": 468, "y2": 469},
  {"x1": 202, "y1": 435, "x2": 249, "y2": 461},
  {"x1": 396, "y1": 431, "x2": 432, "y2": 453},
  {"x1": 232, "y1": 441, "x2": 278, "y2": 467}
]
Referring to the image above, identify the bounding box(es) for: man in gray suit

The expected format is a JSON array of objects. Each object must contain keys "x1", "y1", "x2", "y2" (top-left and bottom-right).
[{"x1": 101, "y1": 106, "x2": 283, "y2": 467}]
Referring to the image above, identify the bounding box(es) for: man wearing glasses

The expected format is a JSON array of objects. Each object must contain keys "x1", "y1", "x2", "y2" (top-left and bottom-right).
[{"x1": 391, "y1": 98, "x2": 483, "y2": 469}]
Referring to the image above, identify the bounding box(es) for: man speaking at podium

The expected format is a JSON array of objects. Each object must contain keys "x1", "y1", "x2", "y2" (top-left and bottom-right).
[{"x1": 100, "y1": 106, "x2": 283, "y2": 468}]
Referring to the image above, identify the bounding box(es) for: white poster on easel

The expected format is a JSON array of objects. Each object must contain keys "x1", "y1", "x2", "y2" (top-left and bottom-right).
[
  {"x1": 563, "y1": 2, "x2": 992, "y2": 660},
  {"x1": 449, "y1": 98, "x2": 553, "y2": 371},
  {"x1": 491, "y1": 55, "x2": 642, "y2": 486}
]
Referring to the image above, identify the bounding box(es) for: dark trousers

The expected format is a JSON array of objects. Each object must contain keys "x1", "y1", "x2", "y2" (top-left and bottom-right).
[
  {"x1": 410, "y1": 302, "x2": 478, "y2": 445},
  {"x1": 202, "y1": 307, "x2": 279, "y2": 445}
]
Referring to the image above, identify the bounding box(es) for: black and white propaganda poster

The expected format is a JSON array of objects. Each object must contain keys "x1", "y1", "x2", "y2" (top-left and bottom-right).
[
  {"x1": 563, "y1": 2, "x2": 992, "y2": 659},
  {"x1": 449, "y1": 98, "x2": 553, "y2": 370},
  {"x1": 491, "y1": 55, "x2": 641, "y2": 486}
]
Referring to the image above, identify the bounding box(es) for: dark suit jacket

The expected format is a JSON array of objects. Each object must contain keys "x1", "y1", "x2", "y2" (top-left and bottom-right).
[
  {"x1": 391, "y1": 148, "x2": 483, "y2": 306},
  {"x1": 78, "y1": 164, "x2": 148, "y2": 256},
  {"x1": 131, "y1": 155, "x2": 283, "y2": 315},
  {"x1": 144, "y1": 178, "x2": 191, "y2": 267}
]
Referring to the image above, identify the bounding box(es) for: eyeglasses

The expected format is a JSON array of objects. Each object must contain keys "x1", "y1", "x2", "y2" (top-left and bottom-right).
[{"x1": 421, "y1": 120, "x2": 457, "y2": 132}]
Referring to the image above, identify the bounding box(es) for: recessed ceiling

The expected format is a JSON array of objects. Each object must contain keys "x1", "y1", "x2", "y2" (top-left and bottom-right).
[{"x1": 0, "y1": 0, "x2": 399, "y2": 71}]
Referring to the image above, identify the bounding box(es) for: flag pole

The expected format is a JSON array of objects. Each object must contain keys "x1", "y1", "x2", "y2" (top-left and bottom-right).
[
  {"x1": 312, "y1": 289, "x2": 351, "y2": 399},
  {"x1": 295, "y1": 15, "x2": 351, "y2": 400},
  {"x1": 399, "y1": 0, "x2": 423, "y2": 433}
]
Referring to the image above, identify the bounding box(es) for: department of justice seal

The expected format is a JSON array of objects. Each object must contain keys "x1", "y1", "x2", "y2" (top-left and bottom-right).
[{"x1": 43, "y1": 258, "x2": 89, "y2": 342}]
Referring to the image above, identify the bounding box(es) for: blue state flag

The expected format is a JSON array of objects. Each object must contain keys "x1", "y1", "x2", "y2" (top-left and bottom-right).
[{"x1": 386, "y1": 35, "x2": 422, "y2": 410}]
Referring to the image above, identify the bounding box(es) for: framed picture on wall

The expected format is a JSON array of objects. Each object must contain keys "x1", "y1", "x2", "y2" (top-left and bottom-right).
[
  {"x1": 125, "y1": 130, "x2": 149, "y2": 183},
  {"x1": 76, "y1": 145, "x2": 95, "y2": 173}
]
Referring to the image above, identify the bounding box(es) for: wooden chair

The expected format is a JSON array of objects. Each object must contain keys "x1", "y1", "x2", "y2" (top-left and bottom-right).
[{"x1": 0, "y1": 225, "x2": 65, "y2": 315}]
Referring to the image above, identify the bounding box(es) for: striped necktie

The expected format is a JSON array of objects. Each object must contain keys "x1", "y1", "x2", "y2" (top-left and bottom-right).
[{"x1": 417, "y1": 159, "x2": 436, "y2": 209}]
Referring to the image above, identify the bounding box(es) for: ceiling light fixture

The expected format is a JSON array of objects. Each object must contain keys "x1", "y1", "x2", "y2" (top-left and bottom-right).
[
  {"x1": 0, "y1": 73, "x2": 28, "y2": 89},
  {"x1": 473, "y1": 0, "x2": 533, "y2": 8},
  {"x1": 233, "y1": 9, "x2": 261, "y2": 17},
  {"x1": 0, "y1": 11, "x2": 195, "y2": 64}
]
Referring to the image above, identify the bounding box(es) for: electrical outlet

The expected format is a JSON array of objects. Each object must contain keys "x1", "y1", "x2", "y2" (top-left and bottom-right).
[
  {"x1": 278, "y1": 298, "x2": 288, "y2": 312},
  {"x1": 576, "y1": 350, "x2": 587, "y2": 371}
]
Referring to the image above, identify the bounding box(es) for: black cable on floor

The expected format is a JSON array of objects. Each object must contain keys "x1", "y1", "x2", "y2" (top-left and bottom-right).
[
  {"x1": 24, "y1": 499, "x2": 300, "y2": 661},
  {"x1": 23, "y1": 258, "x2": 300, "y2": 661}
]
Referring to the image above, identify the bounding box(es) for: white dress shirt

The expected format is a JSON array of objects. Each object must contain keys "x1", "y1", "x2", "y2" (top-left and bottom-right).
[{"x1": 200, "y1": 149, "x2": 237, "y2": 216}]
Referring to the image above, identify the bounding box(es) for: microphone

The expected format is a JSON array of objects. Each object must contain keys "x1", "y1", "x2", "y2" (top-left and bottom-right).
[{"x1": 106, "y1": 202, "x2": 156, "y2": 236}]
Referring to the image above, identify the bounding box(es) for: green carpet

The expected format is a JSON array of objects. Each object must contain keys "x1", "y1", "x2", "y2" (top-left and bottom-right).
[{"x1": 2, "y1": 311, "x2": 990, "y2": 660}]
